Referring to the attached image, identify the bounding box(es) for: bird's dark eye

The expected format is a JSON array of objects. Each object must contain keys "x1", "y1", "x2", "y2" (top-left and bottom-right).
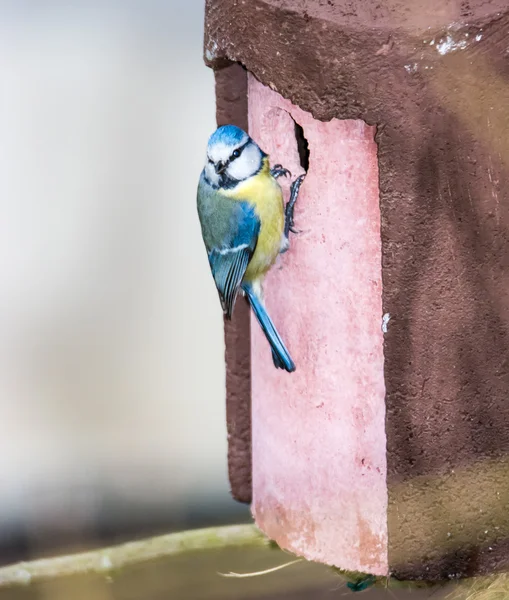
[{"x1": 231, "y1": 149, "x2": 241, "y2": 159}]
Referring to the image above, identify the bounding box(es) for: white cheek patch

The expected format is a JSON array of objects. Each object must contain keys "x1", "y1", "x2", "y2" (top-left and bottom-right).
[
  {"x1": 209, "y1": 135, "x2": 248, "y2": 165},
  {"x1": 208, "y1": 142, "x2": 231, "y2": 164},
  {"x1": 204, "y1": 162, "x2": 220, "y2": 186},
  {"x1": 227, "y1": 144, "x2": 262, "y2": 181}
]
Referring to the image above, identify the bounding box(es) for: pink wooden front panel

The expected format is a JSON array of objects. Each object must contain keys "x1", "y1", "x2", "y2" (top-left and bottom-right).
[{"x1": 248, "y1": 75, "x2": 388, "y2": 574}]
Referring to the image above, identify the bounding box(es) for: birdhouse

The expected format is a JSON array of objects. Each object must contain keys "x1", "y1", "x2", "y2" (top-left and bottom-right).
[{"x1": 204, "y1": 0, "x2": 509, "y2": 583}]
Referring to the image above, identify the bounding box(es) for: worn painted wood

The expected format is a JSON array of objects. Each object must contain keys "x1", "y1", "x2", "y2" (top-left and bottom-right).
[{"x1": 248, "y1": 77, "x2": 387, "y2": 574}]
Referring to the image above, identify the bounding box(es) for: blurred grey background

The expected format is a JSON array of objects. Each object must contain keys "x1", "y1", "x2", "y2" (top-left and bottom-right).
[
  {"x1": 0, "y1": 3, "x2": 455, "y2": 599},
  {"x1": 0, "y1": 0, "x2": 251, "y2": 561}
]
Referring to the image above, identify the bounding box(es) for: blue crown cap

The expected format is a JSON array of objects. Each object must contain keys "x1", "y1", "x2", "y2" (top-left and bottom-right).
[{"x1": 208, "y1": 125, "x2": 248, "y2": 147}]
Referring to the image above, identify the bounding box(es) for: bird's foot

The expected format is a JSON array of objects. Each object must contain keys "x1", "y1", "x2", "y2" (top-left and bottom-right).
[
  {"x1": 284, "y1": 173, "x2": 306, "y2": 238},
  {"x1": 270, "y1": 164, "x2": 291, "y2": 179}
]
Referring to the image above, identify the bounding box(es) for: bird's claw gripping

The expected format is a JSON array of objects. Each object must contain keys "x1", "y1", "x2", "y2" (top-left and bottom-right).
[
  {"x1": 270, "y1": 164, "x2": 292, "y2": 179},
  {"x1": 284, "y1": 173, "x2": 305, "y2": 238}
]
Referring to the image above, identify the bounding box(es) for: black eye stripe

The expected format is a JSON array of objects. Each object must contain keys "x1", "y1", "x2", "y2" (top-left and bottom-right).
[{"x1": 229, "y1": 140, "x2": 250, "y2": 162}]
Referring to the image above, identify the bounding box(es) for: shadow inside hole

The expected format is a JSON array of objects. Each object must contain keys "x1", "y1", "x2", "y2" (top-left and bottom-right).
[{"x1": 294, "y1": 120, "x2": 310, "y2": 172}]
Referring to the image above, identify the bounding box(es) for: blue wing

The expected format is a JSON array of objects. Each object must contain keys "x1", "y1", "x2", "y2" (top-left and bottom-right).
[
  {"x1": 207, "y1": 202, "x2": 260, "y2": 319},
  {"x1": 197, "y1": 173, "x2": 261, "y2": 318}
]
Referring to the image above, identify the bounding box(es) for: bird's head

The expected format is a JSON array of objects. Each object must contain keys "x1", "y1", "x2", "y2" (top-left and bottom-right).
[{"x1": 204, "y1": 125, "x2": 265, "y2": 188}]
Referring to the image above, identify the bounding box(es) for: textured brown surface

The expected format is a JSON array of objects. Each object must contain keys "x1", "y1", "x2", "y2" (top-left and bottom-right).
[
  {"x1": 205, "y1": 0, "x2": 509, "y2": 580},
  {"x1": 214, "y1": 64, "x2": 252, "y2": 504}
]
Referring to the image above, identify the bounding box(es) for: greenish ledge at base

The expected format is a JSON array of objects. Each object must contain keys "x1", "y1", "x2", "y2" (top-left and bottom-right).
[{"x1": 331, "y1": 567, "x2": 448, "y2": 592}]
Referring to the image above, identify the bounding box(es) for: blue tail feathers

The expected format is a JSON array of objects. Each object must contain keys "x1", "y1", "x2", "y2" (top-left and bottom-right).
[{"x1": 243, "y1": 284, "x2": 296, "y2": 373}]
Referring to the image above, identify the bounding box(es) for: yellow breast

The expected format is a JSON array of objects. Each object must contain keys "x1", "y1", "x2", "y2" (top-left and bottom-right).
[{"x1": 222, "y1": 159, "x2": 285, "y2": 282}]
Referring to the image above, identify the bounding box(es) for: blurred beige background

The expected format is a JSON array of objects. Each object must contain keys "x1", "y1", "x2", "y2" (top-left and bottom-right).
[{"x1": 0, "y1": 0, "x2": 249, "y2": 559}]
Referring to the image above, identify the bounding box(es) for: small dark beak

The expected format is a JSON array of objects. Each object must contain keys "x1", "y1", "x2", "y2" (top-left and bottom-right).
[{"x1": 215, "y1": 161, "x2": 227, "y2": 175}]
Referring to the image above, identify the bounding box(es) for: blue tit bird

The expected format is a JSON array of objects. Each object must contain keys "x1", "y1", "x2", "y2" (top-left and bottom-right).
[{"x1": 197, "y1": 124, "x2": 305, "y2": 373}]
